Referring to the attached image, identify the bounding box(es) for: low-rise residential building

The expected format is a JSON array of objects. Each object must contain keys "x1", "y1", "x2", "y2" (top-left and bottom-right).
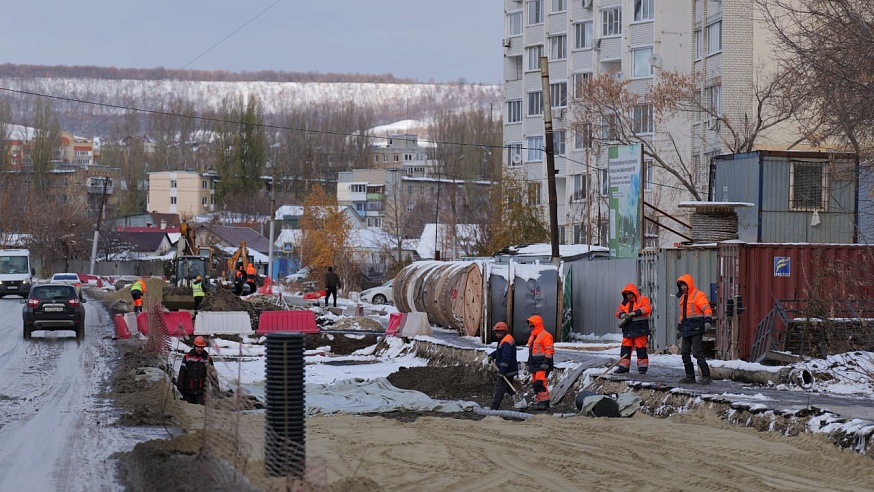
[{"x1": 147, "y1": 170, "x2": 219, "y2": 216}]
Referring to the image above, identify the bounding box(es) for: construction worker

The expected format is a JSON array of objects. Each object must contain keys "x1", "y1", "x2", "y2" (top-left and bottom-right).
[
  {"x1": 526, "y1": 314, "x2": 555, "y2": 410},
  {"x1": 192, "y1": 275, "x2": 205, "y2": 313},
  {"x1": 676, "y1": 273, "x2": 713, "y2": 385},
  {"x1": 176, "y1": 336, "x2": 215, "y2": 405},
  {"x1": 234, "y1": 264, "x2": 245, "y2": 295},
  {"x1": 324, "y1": 266, "x2": 342, "y2": 307},
  {"x1": 130, "y1": 277, "x2": 146, "y2": 314},
  {"x1": 614, "y1": 283, "x2": 652, "y2": 374},
  {"x1": 488, "y1": 321, "x2": 518, "y2": 410},
  {"x1": 246, "y1": 262, "x2": 257, "y2": 294}
]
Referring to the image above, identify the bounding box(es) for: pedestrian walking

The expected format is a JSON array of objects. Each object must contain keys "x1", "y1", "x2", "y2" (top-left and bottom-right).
[
  {"x1": 487, "y1": 322, "x2": 519, "y2": 410},
  {"x1": 324, "y1": 266, "x2": 342, "y2": 307},
  {"x1": 614, "y1": 283, "x2": 652, "y2": 374},
  {"x1": 130, "y1": 277, "x2": 146, "y2": 314},
  {"x1": 176, "y1": 336, "x2": 215, "y2": 404},
  {"x1": 526, "y1": 314, "x2": 555, "y2": 410},
  {"x1": 676, "y1": 274, "x2": 713, "y2": 385}
]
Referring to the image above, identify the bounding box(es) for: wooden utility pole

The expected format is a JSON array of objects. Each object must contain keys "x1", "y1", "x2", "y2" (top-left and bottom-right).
[
  {"x1": 540, "y1": 56, "x2": 560, "y2": 263},
  {"x1": 267, "y1": 174, "x2": 276, "y2": 280}
]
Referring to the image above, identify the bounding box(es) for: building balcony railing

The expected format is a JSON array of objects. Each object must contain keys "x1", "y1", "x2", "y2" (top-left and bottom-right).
[{"x1": 366, "y1": 192, "x2": 383, "y2": 201}]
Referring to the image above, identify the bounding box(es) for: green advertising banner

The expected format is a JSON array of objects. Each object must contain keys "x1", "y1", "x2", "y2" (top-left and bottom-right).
[{"x1": 608, "y1": 144, "x2": 643, "y2": 259}]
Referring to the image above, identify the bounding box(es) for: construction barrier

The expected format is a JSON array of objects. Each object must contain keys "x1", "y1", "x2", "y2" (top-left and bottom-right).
[
  {"x1": 124, "y1": 312, "x2": 138, "y2": 335},
  {"x1": 163, "y1": 311, "x2": 194, "y2": 336},
  {"x1": 194, "y1": 311, "x2": 252, "y2": 336},
  {"x1": 385, "y1": 312, "x2": 405, "y2": 337},
  {"x1": 113, "y1": 314, "x2": 131, "y2": 339},
  {"x1": 136, "y1": 312, "x2": 150, "y2": 336},
  {"x1": 256, "y1": 310, "x2": 318, "y2": 335},
  {"x1": 302, "y1": 290, "x2": 326, "y2": 300}
]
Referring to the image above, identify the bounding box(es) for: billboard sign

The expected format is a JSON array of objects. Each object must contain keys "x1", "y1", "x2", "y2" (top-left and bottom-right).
[{"x1": 608, "y1": 144, "x2": 643, "y2": 259}]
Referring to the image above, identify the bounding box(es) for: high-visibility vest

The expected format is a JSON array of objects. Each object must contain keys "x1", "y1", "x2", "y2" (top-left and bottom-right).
[{"x1": 192, "y1": 281, "x2": 204, "y2": 298}]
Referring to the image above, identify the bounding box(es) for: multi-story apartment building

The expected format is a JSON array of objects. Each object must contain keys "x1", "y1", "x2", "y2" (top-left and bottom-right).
[
  {"x1": 502, "y1": 0, "x2": 795, "y2": 247},
  {"x1": 147, "y1": 170, "x2": 219, "y2": 216},
  {"x1": 369, "y1": 133, "x2": 435, "y2": 173}
]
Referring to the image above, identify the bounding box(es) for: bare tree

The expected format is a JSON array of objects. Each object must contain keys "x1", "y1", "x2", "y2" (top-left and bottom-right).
[{"x1": 29, "y1": 97, "x2": 61, "y2": 195}]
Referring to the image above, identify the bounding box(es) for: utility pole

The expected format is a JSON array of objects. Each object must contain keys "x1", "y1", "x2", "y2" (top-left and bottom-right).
[
  {"x1": 540, "y1": 56, "x2": 560, "y2": 263},
  {"x1": 267, "y1": 174, "x2": 276, "y2": 280},
  {"x1": 89, "y1": 177, "x2": 109, "y2": 275},
  {"x1": 585, "y1": 124, "x2": 591, "y2": 246},
  {"x1": 434, "y1": 168, "x2": 441, "y2": 261}
]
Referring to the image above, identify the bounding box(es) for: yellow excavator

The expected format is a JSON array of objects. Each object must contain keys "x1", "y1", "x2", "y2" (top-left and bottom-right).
[{"x1": 226, "y1": 241, "x2": 252, "y2": 295}]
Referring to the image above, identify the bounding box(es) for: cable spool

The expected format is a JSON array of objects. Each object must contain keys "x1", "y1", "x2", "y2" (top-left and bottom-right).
[{"x1": 690, "y1": 210, "x2": 739, "y2": 243}]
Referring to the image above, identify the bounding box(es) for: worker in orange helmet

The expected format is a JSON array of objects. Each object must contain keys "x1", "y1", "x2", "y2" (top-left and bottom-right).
[
  {"x1": 176, "y1": 336, "x2": 215, "y2": 404},
  {"x1": 614, "y1": 283, "x2": 652, "y2": 375},
  {"x1": 487, "y1": 321, "x2": 519, "y2": 410},
  {"x1": 526, "y1": 314, "x2": 555, "y2": 410},
  {"x1": 246, "y1": 262, "x2": 257, "y2": 295}
]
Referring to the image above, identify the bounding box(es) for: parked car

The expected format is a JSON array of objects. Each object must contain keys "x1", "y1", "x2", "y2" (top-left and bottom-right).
[
  {"x1": 360, "y1": 278, "x2": 394, "y2": 305},
  {"x1": 285, "y1": 267, "x2": 311, "y2": 282},
  {"x1": 22, "y1": 284, "x2": 87, "y2": 340},
  {"x1": 50, "y1": 272, "x2": 83, "y2": 297}
]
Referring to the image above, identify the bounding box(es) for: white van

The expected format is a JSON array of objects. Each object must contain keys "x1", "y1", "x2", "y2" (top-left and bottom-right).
[{"x1": 0, "y1": 249, "x2": 34, "y2": 298}]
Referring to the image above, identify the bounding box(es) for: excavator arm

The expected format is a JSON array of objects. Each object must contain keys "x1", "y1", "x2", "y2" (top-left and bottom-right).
[{"x1": 226, "y1": 241, "x2": 249, "y2": 280}]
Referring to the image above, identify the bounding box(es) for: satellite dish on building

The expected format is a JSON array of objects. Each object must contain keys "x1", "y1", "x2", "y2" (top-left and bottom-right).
[
  {"x1": 614, "y1": 71, "x2": 625, "y2": 81},
  {"x1": 511, "y1": 153, "x2": 522, "y2": 165},
  {"x1": 649, "y1": 54, "x2": 663, "y2": 68}
]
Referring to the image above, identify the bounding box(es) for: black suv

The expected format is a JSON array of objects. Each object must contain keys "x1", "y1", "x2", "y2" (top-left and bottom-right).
[{"x1": 22, "y1": 284, "x2": 87, "y2": 340}]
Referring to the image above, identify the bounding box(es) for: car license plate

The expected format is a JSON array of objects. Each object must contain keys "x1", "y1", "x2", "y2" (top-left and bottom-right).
[
  {"x1": 44, "y1": 306, "x2": 64, "y2": 312},
  {"x1": 8, "y1": 286, "x2": 17, "y2": 290}
]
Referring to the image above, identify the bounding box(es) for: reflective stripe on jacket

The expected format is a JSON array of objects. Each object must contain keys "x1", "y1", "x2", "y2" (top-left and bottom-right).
[
  {"x1": 676, "y1": 273, "x2": 712, "y2": 337},
  {"x1": 489, "y1": 333, "x2": 519, "y2": 376},
  {"x1": 192, "y1": 280, "x2": 204, "y2": 298},
  {"x1": 526, "y1": 315, "x2": 554, "y2": 370},
  {"x1": 615, "y1": 282, "x2": 651, "y2": 338}
]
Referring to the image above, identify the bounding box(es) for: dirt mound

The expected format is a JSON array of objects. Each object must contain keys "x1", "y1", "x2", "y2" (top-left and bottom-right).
[
  {"x1": 329, "y1": 316, "x2": 384, "y2": 332},
  {"x1": 388, "y1": 365, "x2": 494, "y2": 404}
]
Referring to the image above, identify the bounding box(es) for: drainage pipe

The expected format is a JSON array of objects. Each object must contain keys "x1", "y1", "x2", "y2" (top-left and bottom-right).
[{"x1": 473, "y1": 405, "x2": 532, "y2": 420}]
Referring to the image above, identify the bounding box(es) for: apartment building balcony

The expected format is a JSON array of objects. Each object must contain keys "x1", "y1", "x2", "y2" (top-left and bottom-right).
[{"x1": 366, "y1": 192, "x2": 383, "y2": 201}]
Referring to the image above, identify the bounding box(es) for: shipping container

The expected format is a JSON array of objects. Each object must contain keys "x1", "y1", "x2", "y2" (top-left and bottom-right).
[
  {"x1": 717, "y1": 243, "x2": 874, "y2": 361},
  {"x1": 711, "y1": 151, "x2": 857, "y2": 244},
  {"x1": 566, "y1": 256, "x2": 636, "y2": 339}
]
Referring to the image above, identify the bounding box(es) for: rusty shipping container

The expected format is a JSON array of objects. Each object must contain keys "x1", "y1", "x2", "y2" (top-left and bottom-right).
[{"x1": 717, "y1": 243, "x2": 874, "y2": 361}]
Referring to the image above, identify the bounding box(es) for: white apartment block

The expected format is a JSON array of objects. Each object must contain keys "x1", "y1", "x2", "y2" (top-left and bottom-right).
[{"x1": 502, "y1": 0, "x2": 789, "y2": 247}]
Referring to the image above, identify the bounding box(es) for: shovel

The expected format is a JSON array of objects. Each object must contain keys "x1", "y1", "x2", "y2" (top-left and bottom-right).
[{"x1": 501, "y1": 373, "x2": 529, "y2": 410}]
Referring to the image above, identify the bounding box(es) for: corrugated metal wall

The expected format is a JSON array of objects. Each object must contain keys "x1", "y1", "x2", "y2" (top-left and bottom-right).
[
  {"x1": 713, "y1": 154, "x2": 759, "y2": 243},
  {"x1": 568, "y1": 257, "x2": 636, "y2": 338},
  {"x1": 646, "y1": 246, "x2": 719, "y2": 351}
]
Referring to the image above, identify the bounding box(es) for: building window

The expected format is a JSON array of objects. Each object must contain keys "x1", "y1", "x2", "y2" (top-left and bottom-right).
[
  {"x1": 202, "y1": 180, "x2": 207, "y2": 189},
  {"x1": 393, "y1": 155, "x2": 399, "y2": 162},
  {"x1": 549, "y1": 34, "x2": 567, "y2": 60},
  {"x1": 508, "y1": 143, "x2": 523, "y2": 166},
  {"x1": 707, "y1": 21, "x2": 722, "y2": 55},
  {"x1": 351, "y1": 184, "x2": 366, "y2": 193},
  {"x1": 528, "y1": 181, "x2": 542, "y2": 205},
  {"x1": 528, "y1": 0, "x2": 543, "y2": 25},
  {"x1": 528, "y1": 91, "x2": 544, "y2": 116},
  {"x1": 170, "y1": 197, "x2": 177, "y2": 204},
  {"x1": 527, "y1": 45, "x2": 543, "y2": 71},
  {"x1": 632, "y1": 104, "x2": 654, "y2": 133},
  {"x1": 202, "y1": 197, "x2": 207, "y2": 206},
  {"x1": 602, "y1": 7, "x2": 622, "y2": 37},
  {"x1": 507, "y1": 99, "x2": 523, "y2": 123},
  {"x1": 574, "y1": 21, "x2": 593, "y2": 50},
  {"x1": 552, "y1": 0, "x2": 566, "y2": 12},
  {"x1": 559, "y1": 225, "x2": 566, "y2": 244},
  {"x1": 509, "y1": 55, "x2": 523, "y2": 80},
  {"x1": 573, "y1": 72, "x2": 591, "y2": 97},
  {"x1": 634, "y1": 0, "x2": 654, "y2": 21},
  {"x1": 694, "y1": 29, "x2": 702, "y2": 60},
  {"x1": 574, "y1": 124, "x2": 593, "y2": 150},
  {"x1": 705, "y1": 84, "x2": 722, "y2": 128},
  {"x1": 550, "y1": 82, "x2": 567, "y2": 108},
  {"x1": 170, "y1": 180, "x2": 177, "y2": 188},
  {"x1": 600, "y1": 169, "x2": 609, "y2": 195},
  {"x1": 632, "y1": 47, "x2": 654, "y2": 78},
  {"x1": 553, "y1": 130, "x2": 566, "y2": 155},
  {"x1": 790, "y1": 161, "x2": 828, "y2": 211},
  {"x1": 526, "y1": 136, "x2": 544, "y2": 162},
  {"x1": 573, "y1": 224, "x2": 583, "y2": 243},
  {"x1": 601, "y1": 113, "x2": 620, "y2": 141},
  {"x1": 383, "y1": 154, "x2": 388, "y2": 162},
  {"x1": 508, "y1": 11, "x2": 523, "y2": 36},
  {"x1": 573, "y1": 173, "x2": 588, "y2": 202}
]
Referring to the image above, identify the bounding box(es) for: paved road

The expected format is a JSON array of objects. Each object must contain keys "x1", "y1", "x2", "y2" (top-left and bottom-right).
[{"x1": 0, "y1": 295, "x2": 152, "y2": 491}]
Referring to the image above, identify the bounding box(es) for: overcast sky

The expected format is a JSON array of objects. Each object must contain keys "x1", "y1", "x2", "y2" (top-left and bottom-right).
[{"x1": 2, "y1": 0, "x2": 502, "y2": 84}]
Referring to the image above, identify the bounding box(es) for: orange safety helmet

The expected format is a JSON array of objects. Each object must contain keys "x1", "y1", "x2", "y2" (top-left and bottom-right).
[
  {"x1": 493, "y1": 321, "x2": 509, "y2": 332},
  {"x1": 193, "y1": 336, "x2": 207, "y2": 347}
]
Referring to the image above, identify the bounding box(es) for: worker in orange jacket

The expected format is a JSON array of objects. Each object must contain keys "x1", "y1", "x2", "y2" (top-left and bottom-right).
[
  {"x1": 246, "y1": 262, "x2": 257, "y2": 294},
  {"x1": 614, "y1": 283, "x2": 652, "y2": 374},
  {"x1": 526, "y1": 314, "x2": 555, "y2": 410},
  {"x1": 676, "y1": 273, "x2": 713, "y2": 385}
]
